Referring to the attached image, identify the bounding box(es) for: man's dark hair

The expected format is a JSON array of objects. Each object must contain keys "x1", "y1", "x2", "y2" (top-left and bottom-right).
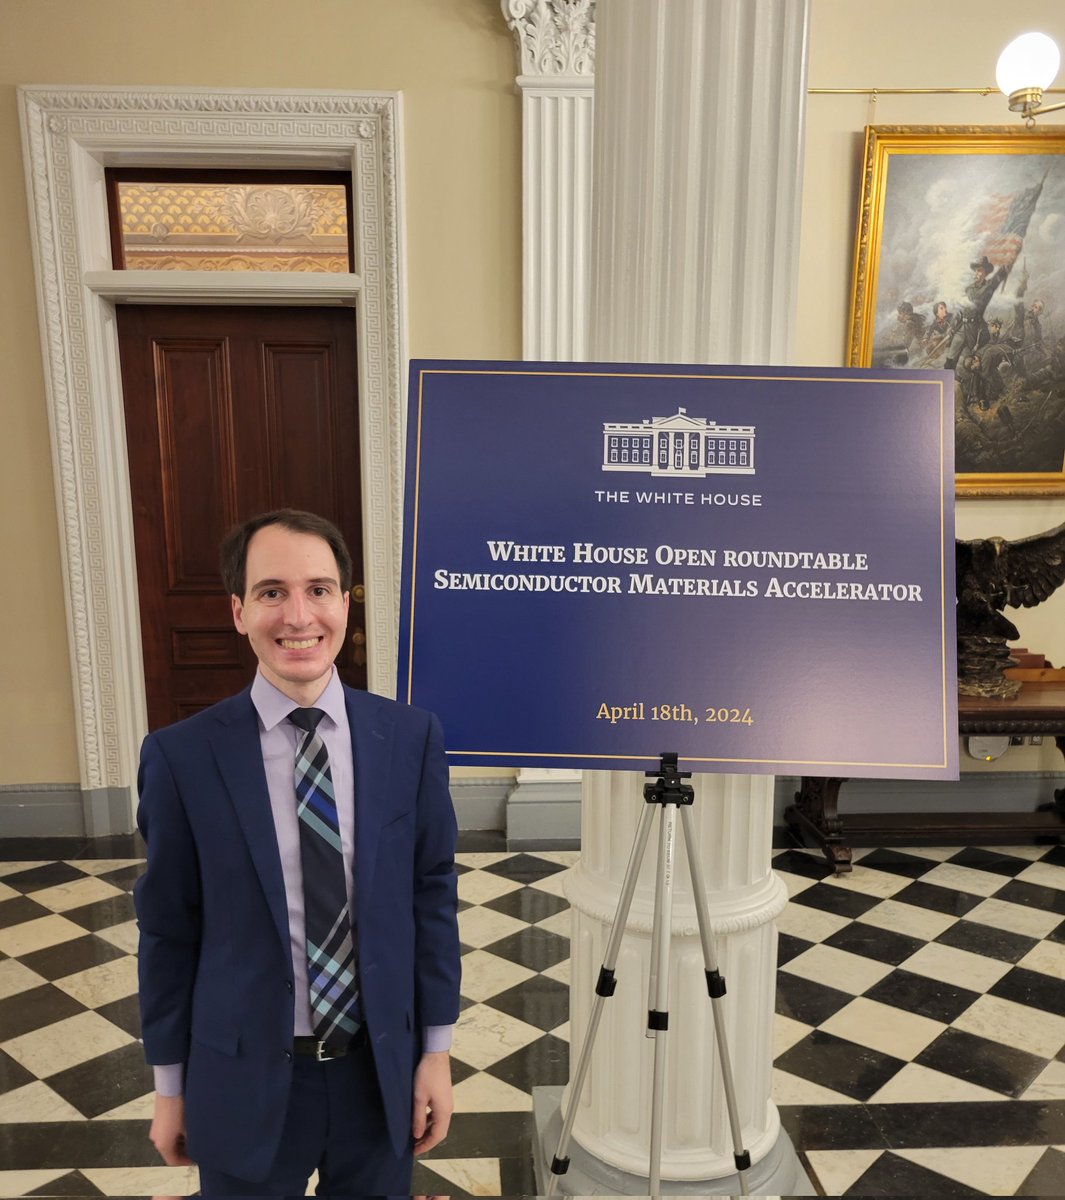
[{"x1": 220, "y1": 509, "x2": 354, "y2": 598}]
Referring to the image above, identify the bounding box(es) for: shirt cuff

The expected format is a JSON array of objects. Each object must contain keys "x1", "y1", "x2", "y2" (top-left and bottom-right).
[
  {"x1": 422, "y1": 1024, "x2": 453, "y2": 1053},
  {"x1": 153, "y1": 1063, "x2": 185, "y2": 1097}
]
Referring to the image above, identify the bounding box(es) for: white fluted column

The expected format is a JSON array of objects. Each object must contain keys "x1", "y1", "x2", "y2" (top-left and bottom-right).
[
  {"x1": 502, "y1": 0, "x2": 596, "y2": 360},
  {"x1": 503, "y1": 0, "x2": 596, "y2": 845},
  {"x1": 558, "y1": 1, "x2": 811, "y2": 1191}
]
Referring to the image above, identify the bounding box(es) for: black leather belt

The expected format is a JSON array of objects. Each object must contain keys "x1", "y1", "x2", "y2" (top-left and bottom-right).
[{"x1": 293, "y1": 1026, "x2": 365, "y2": 1061}]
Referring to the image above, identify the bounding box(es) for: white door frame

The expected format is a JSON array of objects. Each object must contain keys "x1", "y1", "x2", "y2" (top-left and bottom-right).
[{"x1": 19, "y1": 86, "x2": 409, "y2": 831}]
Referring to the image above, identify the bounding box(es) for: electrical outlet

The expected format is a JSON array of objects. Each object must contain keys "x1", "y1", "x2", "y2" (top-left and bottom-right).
[{"x1": 1031, "y1": 735, "x2": 1043, "y2": 746}]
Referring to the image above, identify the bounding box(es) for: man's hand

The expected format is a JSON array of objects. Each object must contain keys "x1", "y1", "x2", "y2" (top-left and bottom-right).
[
  {"x1": 149, "y1": 1093, "x2": 193, "y2": 1166},
  {"x1": 412, "y1": 1050, "x2": 453, "y2": 1156}
]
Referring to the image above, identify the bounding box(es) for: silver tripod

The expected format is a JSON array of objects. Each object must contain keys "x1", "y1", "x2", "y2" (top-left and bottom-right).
[{"x1": 546, "y1": 753, "x2": 751, "y2": 1197}]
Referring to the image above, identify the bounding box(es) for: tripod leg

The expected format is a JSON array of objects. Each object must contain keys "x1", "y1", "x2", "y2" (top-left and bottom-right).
[
  {"x1": 648, "y1": 802, "x2": 678, "y2": 1194},
  {"x1": 679, "y1": 804, "x2": 752, "y2": 1196},
  {"x1": 545, "y1": 801, "x2": 658, "y2": 1196}
]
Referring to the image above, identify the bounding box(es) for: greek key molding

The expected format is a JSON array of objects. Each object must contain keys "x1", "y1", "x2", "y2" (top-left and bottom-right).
[
  {"x1": 502, "y1": 0, "x2": 596, "y2": 77},
  {"x1": 19, "y1": 86, "x2": 407, "y2": 796}
]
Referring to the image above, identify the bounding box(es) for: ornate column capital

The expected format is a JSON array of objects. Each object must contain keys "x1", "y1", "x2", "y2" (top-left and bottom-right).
[{"x1": 501, "y1": 0, "x2": 596, "y2": 78}]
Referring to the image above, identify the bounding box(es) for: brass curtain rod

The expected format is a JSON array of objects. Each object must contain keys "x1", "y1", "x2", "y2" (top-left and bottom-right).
[{"x1": 809, "y1": 86, "x2": 1065, "y2": 96}]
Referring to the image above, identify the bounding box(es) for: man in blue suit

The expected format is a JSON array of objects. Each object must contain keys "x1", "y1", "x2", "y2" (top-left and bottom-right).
[{"x1": 134, "y1": 509, "x2": 461, "y2": 1196}]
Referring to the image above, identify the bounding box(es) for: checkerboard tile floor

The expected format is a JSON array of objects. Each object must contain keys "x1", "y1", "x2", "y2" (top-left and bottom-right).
[{"x1": 0, "y1": 833, "x2": 1063, "y2": 1195}]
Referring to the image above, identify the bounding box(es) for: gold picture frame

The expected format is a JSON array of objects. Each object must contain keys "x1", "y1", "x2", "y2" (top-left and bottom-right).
[{"x1": 848, "y1": 125, "x2": 1065, "y2": 497}]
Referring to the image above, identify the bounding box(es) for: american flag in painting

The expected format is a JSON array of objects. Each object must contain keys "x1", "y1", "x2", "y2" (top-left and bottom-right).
[{"x1": 976, "y1": 172, "x2": 1047, "y2": 267}]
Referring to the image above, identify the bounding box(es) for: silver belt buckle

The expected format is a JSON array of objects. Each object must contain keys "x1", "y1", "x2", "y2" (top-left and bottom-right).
[{"x1": 315, "y1": 1040, "x2": 338, "y2": 1062}]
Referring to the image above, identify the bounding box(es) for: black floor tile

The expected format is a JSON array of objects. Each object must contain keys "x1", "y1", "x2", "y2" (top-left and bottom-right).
[
  {"x1": 777, "y1": 931, "x2": 813, "y2": 966},
  {"x1": 0, "y1": 837, "x2": 136, "y2": 861},
  {"x1": 411, "y1": 1160, "x2": 473, "y2": 1198},
  {"x1": 1, "y1": 862, "x2": 89, "y2": 893},
  {"x1": 938, "y1": 918, "x2": 1039, "y2": 963},
  {"x1": 775, "y1": 971, "x2": 854, "y2": 1026},
  {"x1": 947, "y1": 846, "x2": 1033, "y2": 876},
  {"x1": 25, "y1": 1170, "x2": 106, "y2": 1196},
  {"x1": 856, "y1": 848, "x2": 939, "y2": 878},
  {"x1": 1041, "y1": 843, "x2": 1065, "y2": 868},
  {"x1": 94, "y1": 994, "x2": 142, "y2": 1040},
  {"x1": 863, "y1": 968, "x2": 981, "y2": 1024},
  {"x1": 870, "y1": 1098, "x2": 1065, "y2": 1147},
  {"x1": 446, "y1": 1056, "x2": 477, "y2": 1087},
  {"x1": 0, "y1": 1047, "x2": 36, "y2": 1096},
  {"x1": 481, "y1": 853, "x2": 567, "y2": 885},
  {"x1": 19, "y1": 933, "x2": 129, "y2": 981},
  {"x1": 482, "y1": 885, "x2": 569, "y2": 924},
  {"x1": 487, "y1": 974, "x2": 569, "y2": 1032},
  {"x1": 0, "y1": 1119, "x2": 151, "y2": 1169},
  {"x1": 1020, "y1": 1146, "x2": 1065, "y2": 1196},
  {"x1": 772, "y1": 849, "x2": 837, "y2": 881},
  {"x1": 483, "y1": 926, "x2": 569, "y2": 972},
  {"x1": 994, "y1": 879, "x2": 1065, "y2": 917},
  {"x1": 990, "y1": 966, "x2": 1065, "y2": 1018},
  {"x1": 789, "y1": 884, "x2": 881, "y2": 920},
  {"x1": 419, "y1": 1109, "x2": 535, "y2": 1160},
  {"x1": 774, "y1": 1029, "x2": 906, "y2": 1102},
  {"x1": 776, "y1": 1102, "x2": 888, "y2": 1151},
  {"x1": 823, "y1": 920, "x2": 925, "y2": 966},
  {"x1": 499, "y1": 1152, "x2": 539, "y2": 1195},
  {"x1": 0, "y1": 983, "x2": 87, "y2": 1042},
  {"x1": 47, "y1": 1041, "x2": 154, "y2": 1119},
  {"x1": 1050, "y1": 917, "x2": 1065, "y2": 946},
  {"x1": 0, "y1": 894, "x2": 53, "y2": 930},
  {"x1": 93, "y1": 863, "x2": 143, "y2": 893},
  {"x1": 61, "y1": 893, "x2": 136, "y2": 934},
  {"x1": 848, "y1": 1150, "x2": 981, "y2": 1195},
  {"x1": 891, "y1": 880, "x2": 985, "y2": 917},
  {"x1": 916, "y1": 1026, "x2": 1047, "y2": 1098},
  {"x1": 456, "y1": 831, "x2": 506, "y2": 852},
  {"x1": 484, "y1": 1033, "x2": 569, "y2": 1092}
]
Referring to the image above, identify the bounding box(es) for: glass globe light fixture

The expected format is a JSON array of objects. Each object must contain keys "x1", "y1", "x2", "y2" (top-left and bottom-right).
[{"x1": 996, "y1": 32, "x2": 1062, "y2": 122}]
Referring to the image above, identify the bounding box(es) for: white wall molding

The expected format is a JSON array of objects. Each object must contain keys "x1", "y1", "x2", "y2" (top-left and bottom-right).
[{"x1": 18, "y1": 86, "x2": 408, "y2": 821}]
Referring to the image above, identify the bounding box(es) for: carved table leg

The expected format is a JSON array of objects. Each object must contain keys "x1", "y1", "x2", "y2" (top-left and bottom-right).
[
  {"x1": 1054, "y1": 736, "x2": 1065, "y2": 816},
  {"x1": 785, "y1": 776, "x2": 853, "y2": 873}
]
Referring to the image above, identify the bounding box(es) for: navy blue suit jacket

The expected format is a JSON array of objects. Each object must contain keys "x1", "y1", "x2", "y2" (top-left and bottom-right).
[{"x1": 134, "y1": 684, "x2": 460, "y2": 1181}]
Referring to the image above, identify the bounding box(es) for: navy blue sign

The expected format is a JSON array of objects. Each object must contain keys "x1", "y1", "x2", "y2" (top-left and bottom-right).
[{"x1": 398, "y1": 361, "x2": 958, "y2": 779}]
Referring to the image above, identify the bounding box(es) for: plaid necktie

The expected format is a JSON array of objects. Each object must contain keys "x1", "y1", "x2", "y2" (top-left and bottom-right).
[{"x1": 289, "y1": 707, "x2": 360, "y2": 1050}]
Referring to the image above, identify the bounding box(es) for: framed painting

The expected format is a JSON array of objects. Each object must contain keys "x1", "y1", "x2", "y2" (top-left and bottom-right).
[{"x1": 848, "y1": 126, "x2": 1065, "y2": 496}]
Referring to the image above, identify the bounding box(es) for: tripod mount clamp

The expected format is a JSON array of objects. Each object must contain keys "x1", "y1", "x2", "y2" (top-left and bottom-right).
[{"x1": 643, "y1": 751, "x2": 694, "y2": 807}]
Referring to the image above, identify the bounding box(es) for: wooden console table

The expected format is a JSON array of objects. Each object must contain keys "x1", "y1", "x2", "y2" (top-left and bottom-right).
[{"x1": 784, "y1": 682, "x2": 1065, "y2": 874}]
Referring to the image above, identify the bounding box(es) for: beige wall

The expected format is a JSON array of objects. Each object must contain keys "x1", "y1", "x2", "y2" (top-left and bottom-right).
[
  {"x1": 4, "y1": 0, "x2": 1064, "y2": 789},
  {"x1": 0, "y1": 0, "x2": 522, "y2": 785},
  {"x1": 799, "y1": 0, "x2": 1065, "y2": 772}
]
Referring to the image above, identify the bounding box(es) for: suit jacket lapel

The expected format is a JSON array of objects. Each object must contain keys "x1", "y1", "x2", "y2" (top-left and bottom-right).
[
  {"x1": 348, "y1": 688, "x2": 396, "y2": 923},
  {"x1": 209, "y1": 692, "x2": 290, "y2": 957}
]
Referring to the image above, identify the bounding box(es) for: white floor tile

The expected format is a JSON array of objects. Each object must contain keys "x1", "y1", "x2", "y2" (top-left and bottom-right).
[
  {"x1": 805, "y1": 1149, "x2": 882, "y2": 1195},
  {"x1": 423, "y1": 1156, "x2": 503, "y2": 1196},
  {"x1": 773, "y1": 1013, "x2": 813, "y2": 1057},
  {"x1": 0, "y1": 1080, "x2": 86, "y2": 1123},
  {"x1": 771, "y1": 1067, "x2": 857, "y2": 1106},
  {"x1": 953, "y1": 992, "x2": 1065, "y2": 1059},
  {"x1": 457, "y1": 869, "x2": 523, "y2": 905},
  {"x1": 452, "y1": 1003, "x2": 542, "y2": 1070},
  {"x1": 920, "y1": 862, "x2": 1011, "y2": 898},
  {"x1": 1018, "y1": 861, "x2": 1065, "y2": 891},
  {"x1": 775, "y1": 902, "x2": 850, "y2": 944},
  {"x1": 451, "y1": 1070, "x2": 532, "y2": 1112},
  {"x1": 0, "y1": 913, "x2": 87, "y2": 957},
  {"x1": 81, "y1": 1166, "x2": 199, "y2": 1196},
  {"x1": 0, "y1": 1171, "x2": 70, "y2": 1197},
  {"x1": 896, "y1": 1146, "x2": 1045, "y2": 1194},
  {"x1": 1, "y1": 1009, "x2": 134, "y2": 1078},
  {"x1": 456, "y1": 905, "x2": 527, "y2": 949},
  {"x1": 899, "y1": 940, "x2": 1012, "y2": 993},
  {"x1": 820, "y1": 996, "x2": 946, "y2": 1060},
  {"x1": 1021, "y1": 1059, "x2": 1065, "y2": 1101},
  {"x1": 27, "y1": 876, "x2": 124, "y2": 913},
  {"x1": 868, "y1": 1061, "x2": 1003, "y2": 1103},
  {"x1": 54, "y1": 954, "x2": 139, "y2": 1009},
  {"x1": 780, "y1": 942, "x2": 894, "y2": 995},
  {"x1": 1019, "y1": 938, "x2": 1065, "y2": 981},
  {"x1": 0, "y1": 959, "x2": 47, "y2": 1002},
  {"x1": 457, "y1": 949, "x2": 535, "y2": 1003},
  {"x1": 856, "y1": 897, "x2": 958, "y2": 941},
  {"x1": 964, "y1": 896, "x2": 1062, "y2": 939},
  {"x1": 822, "y1": 867, "x2": 909, "y2": 899}
]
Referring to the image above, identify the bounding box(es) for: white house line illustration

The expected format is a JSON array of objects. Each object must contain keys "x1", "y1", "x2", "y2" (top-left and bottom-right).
[{"x1": 602, "y1": 407, "x2": 756, "y2": 478}]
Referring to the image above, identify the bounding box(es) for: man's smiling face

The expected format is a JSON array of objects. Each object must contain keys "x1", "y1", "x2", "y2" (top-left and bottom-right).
[{"x1": 231, "y1": 524, "x2": 349, "y2": 704}]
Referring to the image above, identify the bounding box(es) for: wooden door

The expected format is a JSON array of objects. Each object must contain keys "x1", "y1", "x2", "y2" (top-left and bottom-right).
[{"x1": 118, "y1": 305, "x2": 365, "y2": 729}]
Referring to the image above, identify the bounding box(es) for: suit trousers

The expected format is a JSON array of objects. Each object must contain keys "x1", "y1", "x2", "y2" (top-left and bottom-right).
[{"x1": 197, "y1": 1036, "x2": 414, "y2": 1198}]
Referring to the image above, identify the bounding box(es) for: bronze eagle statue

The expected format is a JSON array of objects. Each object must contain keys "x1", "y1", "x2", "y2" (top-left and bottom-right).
[{"x1": 956, "y1": 519, "x2": 1065, "y2": 697}]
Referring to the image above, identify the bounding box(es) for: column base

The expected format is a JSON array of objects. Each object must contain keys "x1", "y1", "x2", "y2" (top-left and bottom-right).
[
  {"x1": 505, "y1": 775, "x2": 581, "y2": 848},
  {"x1": 533, "y1": 1086, "x2": 815, "y2": 1196}
]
